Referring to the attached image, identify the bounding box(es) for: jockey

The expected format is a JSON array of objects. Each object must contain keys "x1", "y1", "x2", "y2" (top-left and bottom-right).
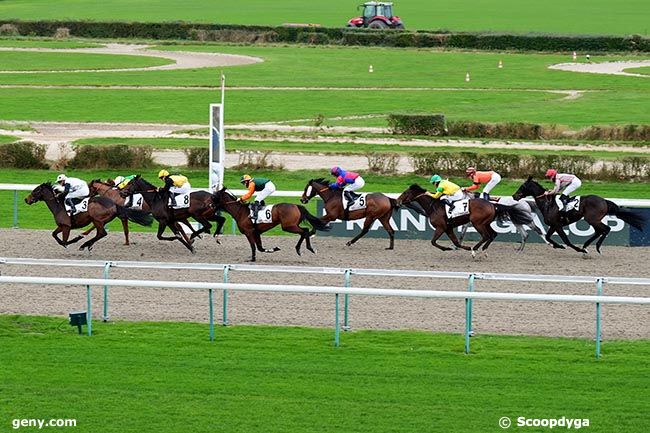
[
  {"x1": 55, "y1": 174, "x2": 89, "y2": 215},
  {"x1": 113, "y1": 175, "x2": 136, "y2": 190},
  {"x1": 158, "y1": 169, "x2": 191, "y2": 206},
  {"x1": 429, "y1": 174, "x2": 464, "y2": 212},
  {"x1": 329, "y1": 166, "x2": 365, "y2": 208},
  {"x1": 545, "y1": 169, "x2": 582, "y2": 211},
  {"x1": 239, "y1": 174, "x2": 276, "y2": 222},
  {"x1": 463, "y1": 167, "x2": 501, "y2": 201}
]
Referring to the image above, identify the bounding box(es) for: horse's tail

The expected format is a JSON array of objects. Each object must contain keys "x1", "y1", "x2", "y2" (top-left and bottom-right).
[
  {"x1": 116, "y1": 205, "x2": 154, "y2": 227},
  {"x1": 606, "y1": 200, "x2": 648, "y2": 231},
  {"x1": 298, "y1": 205, "x2": 331, "y2": 232},
  {"x1": 494, "y1": 203, "x2": 534, "y2": 226}
]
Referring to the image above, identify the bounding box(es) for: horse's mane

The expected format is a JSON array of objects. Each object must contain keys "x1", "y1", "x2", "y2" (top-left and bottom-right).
[
  {"x1": 133, "y1": 176, "x2": 156, "y2": 190},
  {"x1": 216, "y1": 187, "x2": 237, "y2": 201},
  {"x1": 311, "y1": 178, "x2": 327, "y2": 185},
  {"x1": 409, "y1": 183, "x2": 426, "y2": 193}
]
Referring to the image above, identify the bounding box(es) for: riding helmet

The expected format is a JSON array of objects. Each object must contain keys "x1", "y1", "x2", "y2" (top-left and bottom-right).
[
  {"x1": 114, "y1": 176, "x2": 125, "y2": 185},
  {"x1": 240, "y1": 174, "x2": 252, "y2": 184},
  {"x1": 330, "y1": 166, "x2": 340, "y2": 176},
  {"x1": 545, "y1": 169, "x2": 557, "y2": 178},
  {"x1": 466, "y1": 167, "x2": 476, "y2": 175},
  {"x1": 158, "y1": 169, "x2": 169, "y2": 179},
  {"x1": 430, "y1": 174, "x2": 442, "y2": 183},
  {"x1": 56, "y1": 174, "x2": 67, "y2": 183}
]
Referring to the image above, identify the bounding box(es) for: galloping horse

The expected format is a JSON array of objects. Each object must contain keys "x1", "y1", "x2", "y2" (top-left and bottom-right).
[
  {"x1": 300, "y1": 178, "x2": 398, "y2": 249},
  {"x1": 397, "y1": 184, "x2": 534, "y2": 257},
  {"x1": 458, "y1": 191, "x2": 548, "y2": 251},
  {"x1": 212, "y1": 187, "x2": 331, "y2": 262},
  {"x1": 513, "y1": 176, "x2": 648, "y2": 254},
  {"x1": 25, "y1": 182, "x2": 153, "y2": 251},
  {"x1": 120, "y1": 176, "x2": 225, "y2": 253}
]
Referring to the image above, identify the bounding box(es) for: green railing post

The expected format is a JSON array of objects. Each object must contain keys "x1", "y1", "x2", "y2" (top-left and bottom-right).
[
  {"x1": 222, "y1": 265, "x2": 230, "y2": 326},
  {"x1": 13, "y1": 190, "x2": 19, "y2": 228},
  {"x1": 343, "y1": 269, "x2": 351, "y2": 331},
  {"x1": 102, "y1": 262, "x2": 110, "y2": 322},
  {"x1": 465, "y1": 273, "x2": 475, "y2": 354},
  {"x1": 86, "y1": 284, "x2": 92, "y2": 336},
  {"x1": 334, "y1": 293, "x2": 340, "y2": 347},
  {"x1": 209, "y1": 288, "x2": 215, "y2": 342},
  {"x1": 596, "y1": 278, "x2": 604, "y2": 359}
]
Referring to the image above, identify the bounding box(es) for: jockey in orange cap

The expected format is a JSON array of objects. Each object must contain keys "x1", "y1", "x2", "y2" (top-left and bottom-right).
[{"x1": 463, "y1": 167, "x2": 501, "y2": 201}]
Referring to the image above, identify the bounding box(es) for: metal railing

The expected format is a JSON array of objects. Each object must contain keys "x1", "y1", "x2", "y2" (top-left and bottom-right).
[{"x1": 2, "y1": 257, "x2": 649, "y2": 358}]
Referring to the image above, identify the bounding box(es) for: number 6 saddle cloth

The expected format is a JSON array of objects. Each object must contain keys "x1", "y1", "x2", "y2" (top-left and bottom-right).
[{"x1": 249, "y1": 205, "x2": 274, "y2": 223}]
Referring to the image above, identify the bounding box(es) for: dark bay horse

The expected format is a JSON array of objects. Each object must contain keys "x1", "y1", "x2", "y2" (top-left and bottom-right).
[
  {"x1": 120, "y1": 176, "x2": 225, "y2": 253},
  {"x1": 212, "y1": 187, "x2": 331, "y2": 262},
  {"x1": 397, "y1": 184, "x2": 534, "y2": 257},
  {"x1": 25, "y1": 182, "x2": 153, "y2": 251},
  {"x1": 300, "y1": 178, "x2": 398, "y2": 249},
  {"x1": 513, "y1": 176, "x2": 648, "y2": 254}
]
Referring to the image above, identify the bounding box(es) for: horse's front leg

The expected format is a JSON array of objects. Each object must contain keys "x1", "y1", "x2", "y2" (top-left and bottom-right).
[
  {"x1": 120, "y1": 217, "x2": 130, "y2": 245},
  {"x1": 51, "y1": 226, "x2": 66, "y2": 247},
  {"x1": 346, "y1": 217, "x2": 373, "y2": 247},
  {"x1": 545, "y1": 226, "x2": 565, "y2": 249},
  {"x1": 430, "y1": 226, "x2": 452, "y2": 251},
  {"x1": 447, "y1": 227, "x2": 471, "y2": 251},
  {"x1": 552, "y1": 224, "x2": 586, "y2": 253}
]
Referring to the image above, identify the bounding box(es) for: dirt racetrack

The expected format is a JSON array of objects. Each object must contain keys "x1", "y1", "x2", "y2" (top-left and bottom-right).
[{"x1": 0, "y1": 229, "x2": 648, "y2": 340}]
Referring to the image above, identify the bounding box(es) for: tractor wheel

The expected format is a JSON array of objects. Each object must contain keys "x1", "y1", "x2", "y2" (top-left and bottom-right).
[
  {"x1": 368, "y1": 20, "x2": 388, "y2": 29},
  {"x1": 394, "y1": 23, "x2": 405, "y2": 30}
]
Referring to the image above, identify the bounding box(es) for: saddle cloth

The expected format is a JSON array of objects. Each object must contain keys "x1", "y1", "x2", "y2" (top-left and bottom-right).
[
  {"x1": 342, "y1": 193, "x2": 368, "y2": 211},
  {"x1": 127, "y1": 193, "x2": 145, "y2": 210},
  {"x1": 250, "y1": 205, "x2": 274, "y2": 223},
  {"x1": 168, "y1": 193, "x2": 190, "y2": 209},
  {"x1": 65, "y1": 198, "x2": 89, "y2": 215},
  {"x1": 555, "y1": 196, "x2": 580, "y2": 212},
  {"x1": 446, "y1": 198, "x2": 470, "y2": 219}
]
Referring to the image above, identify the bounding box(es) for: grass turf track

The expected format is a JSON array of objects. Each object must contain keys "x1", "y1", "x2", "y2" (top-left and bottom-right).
[
  {"x1": 0, "y1": 44, "x2": 648, "y2": 127},
  {"x1": 624, "y1": 66, "x2": 650, "y2": 76},
  {"x1": 0, "y1": 315, "x2": 648, "y2": 433},
  {"x1": 1, "y1": 168, "x2": 648, "y2": 231},
  {"x1": 0, "y1": 0, "x2": 648, "y2": 35},
  {"x1": 0, "y1": 134, "x2": 19, "y2": 144},
  {"x1": 0, "y1": 51, "x2": 172, "y2": 71},
  {"x1": 0, "y1": 39, "x2": 102, "y2": 49}
]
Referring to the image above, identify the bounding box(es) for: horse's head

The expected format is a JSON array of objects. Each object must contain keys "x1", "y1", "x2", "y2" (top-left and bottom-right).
[
  {"x1": 212, "y1": 187, "x2": 237, "y2": 209},
  {"x1": 301, "y1": 178, "x2": 327, "y2": 204},
  {"x1": 87, "y1": 179, "x2": 104, "y2": 196},
  {"x1": 513, "y1": 176, "x2": 544, "y2": 200},
  {"x1": 397, "y1": 184, "x2": 427, "y2": 206},
  {"x1": 25, "y1": 182, "x2": 54, "y2": 205}
]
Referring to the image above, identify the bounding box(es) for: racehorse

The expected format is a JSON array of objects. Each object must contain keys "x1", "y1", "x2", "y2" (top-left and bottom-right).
[
  {"x1": 396, "y1": 184, "x2": 534, "y2": 257},
  {"x1": 458, "y1": 191, "x2": 548, "y2": 252},
  {"x1": 212, "y1": 187, "x2": 331, "y2": 262},
  {"x1": 513, "y1": 176, "x2": 648, "y2": 254},
  {"x1": 120, "y1": 176, "x2": 226, "y2": 253},
  {"x1": 300, "y1": 178, "x2": 398, "y2": 249},
  {"x1": 24, "y1": 182, "x2": 153, "y2": 251}
]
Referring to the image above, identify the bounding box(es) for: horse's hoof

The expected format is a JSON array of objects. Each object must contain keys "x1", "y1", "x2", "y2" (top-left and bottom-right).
[
  {"x1": 309, "y1": 248, "x2": 317, "y2": 254},
  {"x1": 385, "y1": 247, "x2": 394, "y2": 250},
  {"x1": 295, "y1": 249, "x2": 302, "y2": 256},
  {"x1": 471, "y1": 250, "x2": 476, "y2": 258},
  {"x1": 345, "y1": 241, "x2": 352, "y2": 247},
  {"x1": 553, "y1": 244, "x2": 566, "y2": 249}
]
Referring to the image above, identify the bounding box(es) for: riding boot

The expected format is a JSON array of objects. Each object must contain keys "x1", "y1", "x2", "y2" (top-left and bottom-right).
[
  {"x1": 65, "y1": 198, "x2": 75, "y2": 215},
  {"x1": 481, "y1": 192, "x2": 490, "y2": 201},
  {"x1": 124, "y1": 194, "x2": 132, "y2": 208},
  {"x1": 559, "y1": 194, "x2": 569, "y2": 211},
  {"x1": 251, "y1": 201, "x2": 260, "y2": 223}
]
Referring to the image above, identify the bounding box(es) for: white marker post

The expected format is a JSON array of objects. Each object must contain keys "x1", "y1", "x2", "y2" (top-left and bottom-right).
[
  {"x1": 369, "y1": 65, "x2": 374, "y2": 73},
  {"x1": 208, "y1": 73, "x2": 226, "y2": 192},
  {"x1": 465, "y1": 72, "x2": 471, "y2": 82}
]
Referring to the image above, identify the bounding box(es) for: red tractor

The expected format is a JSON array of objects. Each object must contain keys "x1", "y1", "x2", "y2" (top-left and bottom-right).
[{"x1": 347, "y1": 2, "x2": 404, "y2": 29}]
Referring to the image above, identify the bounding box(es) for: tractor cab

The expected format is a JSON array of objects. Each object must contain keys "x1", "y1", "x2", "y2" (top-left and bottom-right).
[{"x1": 347, "y1": 2, "x2": 404, "y2": 29}]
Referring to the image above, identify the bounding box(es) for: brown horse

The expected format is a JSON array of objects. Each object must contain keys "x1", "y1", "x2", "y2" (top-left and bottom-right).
[
  {"x1": 397, "y1": 184, "x2": 534, "y2": 257},
  {"x1": 300, "y1": 178, "x2": 398, "y2": 249},
  {"x1": 25, "y1": 182, "x2": 153, "y2": 251},
  {"x1": 513, "y1": 176, "x2": 648, "y2": 254},
  {"x1": 120, "y1": 176, "x2": 226, "y2": 253},
  {"x1": 212, "y1": 187, "x2": 331, "y2": 262}
]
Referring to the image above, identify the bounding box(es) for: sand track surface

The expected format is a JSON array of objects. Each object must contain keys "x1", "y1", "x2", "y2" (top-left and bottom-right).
[{"x1": 1, "y1": 229, "x2": 648, "y2": 340}]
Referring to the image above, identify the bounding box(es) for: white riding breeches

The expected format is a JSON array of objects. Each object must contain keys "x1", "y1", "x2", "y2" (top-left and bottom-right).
[
  {"x1": 343, "y1": 177, "x2": 365, "y2": 192},
  {"x1": 170, "y1": 182, "x2": 191, "y2": 194},
  {"x1": 66, "y1": 185, "x2": 89, "y2": 200},
  {"x1": 255, "y1": 181, "x2": 276, "y2": 202},
  {"x1": 483, "y1": 172, "x2": 501, "y2": 194},
  {"x1": 562, "y1": 178, "x2": 581, "y2": 196},
  {"x1": 442, "y1": 189, "x2": 465, "y2": 203}
]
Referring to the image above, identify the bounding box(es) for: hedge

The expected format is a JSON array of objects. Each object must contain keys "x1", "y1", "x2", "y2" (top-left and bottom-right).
[
  {"x1": 388, "y1": 114, "x2": 447, "y2": 136},
  {"x1": 408, "y1": 151, "x2": 650, "y2": 181},
  {"x1": 0, "y1": 141, "x2": 48, "y2": 169},
  {"x1": 3, "y1": 20, "x2": 649, "y2": 52},
  {"x1": 69, "y1": 144, "x2": 153, "y2": 169}
]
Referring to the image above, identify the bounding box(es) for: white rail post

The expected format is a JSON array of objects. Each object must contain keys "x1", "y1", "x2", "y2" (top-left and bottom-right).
[
  {"x1": 13, "y1": 190, "x2": 19, "y2": 228},
  {"x1": 102, "y1": 262, "x2": 111, "y2": 322},
  {"x1": 343, "y1": 269, "x2": 351, "y2": 331},
  {"x1": 595, "y1": 278, "x2": 604, "y2": 358},
  {"x1": 465, "y1": 274, "x2": 475, "y2": 354},
  {"x1": 86, "y1": 284, "x2": 92, "y2": 336},
  {"x1": 335, "y1": 293, "x2": 340, "y2": 347},
  {"x1": 209, "y1": 288, "x2": 215, "y2": 342},
  {"x1": 222, "y1": 265, "x2": 230, "y2": 326}
]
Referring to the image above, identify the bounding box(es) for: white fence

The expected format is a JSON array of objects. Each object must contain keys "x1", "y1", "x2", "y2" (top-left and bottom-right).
[{"x1": 2, "y1": 257, "x2": 649, "y2": 358}]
